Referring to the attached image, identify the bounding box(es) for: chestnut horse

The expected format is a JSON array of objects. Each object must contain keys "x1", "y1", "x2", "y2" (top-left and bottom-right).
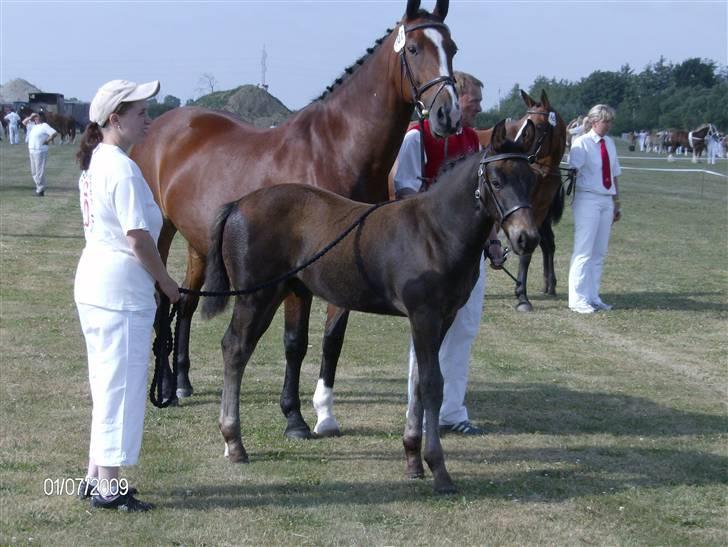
[
  {"x1": 202, "y1": 120, "x2": 539, "y2": 494},
  {"x1": 132, "y1": 0, "x2": 461, "y2": 436},
  {"x1": 476, "y1": 90, "x2": 567, "y2": 311}
]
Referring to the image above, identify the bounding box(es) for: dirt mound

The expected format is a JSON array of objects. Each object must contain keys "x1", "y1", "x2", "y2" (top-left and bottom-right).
[
  {"x1": 193, "y1": 85, "x2": 293, "y2": 127},
  {"x1": 0, "y1": 78, "x2": 42, "y2": 103}
]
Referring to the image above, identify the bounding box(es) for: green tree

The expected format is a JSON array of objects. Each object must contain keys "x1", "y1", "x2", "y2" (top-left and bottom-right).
[
  {"x1": 673, "y1": 58, "x2": 716, "y2": 88},
  {"x1": 163, "y1": 95, "x2": 181, "y2": 108}
]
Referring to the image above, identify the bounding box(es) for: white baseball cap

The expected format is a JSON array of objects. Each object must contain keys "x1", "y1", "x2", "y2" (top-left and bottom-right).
[{"x1": 89, "y1": 79, "x2": 160, "y2": 126}]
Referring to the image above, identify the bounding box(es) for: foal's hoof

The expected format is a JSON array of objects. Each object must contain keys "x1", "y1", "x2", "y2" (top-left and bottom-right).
[
  {"x1": 515, "y1": 301, "x2": 533, "y2": 313},
  {"x1": 433, "y1": 480, "x2": 458, "y2": 495},
  {"x1": 176, "y1": 387, "x2": 193, "y2": 398},
  {"x1": 161, "y1": 396, "x2": 179, "y2": 407},
  {"x1": 405, "y1": 464, "x2": 425, "y2": 480},
  {"x1": 284, "y1": 425, "x2": 313, "y2": 440}
]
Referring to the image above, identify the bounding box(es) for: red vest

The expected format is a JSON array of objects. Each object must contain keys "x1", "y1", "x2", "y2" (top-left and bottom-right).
[{"x1": 409, "y1": 119, "x2": 480, "y2": 188}]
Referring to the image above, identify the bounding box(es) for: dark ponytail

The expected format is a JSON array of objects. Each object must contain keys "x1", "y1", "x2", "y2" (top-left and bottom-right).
[{"x1": 76, "y1": 122, "x2": 103, "y2": 170}]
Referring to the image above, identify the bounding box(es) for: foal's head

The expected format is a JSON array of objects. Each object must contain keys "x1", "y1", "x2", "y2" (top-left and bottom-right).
[
  {"x1": 478, "y1": 119, "x2": 540, "y2": 255},
  {"x1": 398, "y1": 0, "x2": 460, "y2": 137}
]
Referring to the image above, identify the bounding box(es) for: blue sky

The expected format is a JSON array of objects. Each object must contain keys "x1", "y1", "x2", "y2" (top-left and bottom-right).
[{"x1": 2, "y1": 1, "x2": 726, "y2": 110}]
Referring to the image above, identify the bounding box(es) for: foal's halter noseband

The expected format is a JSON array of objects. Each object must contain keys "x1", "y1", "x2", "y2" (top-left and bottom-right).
[
  {"x1": 477, "y1": 151, "x2": 533, "y2": 224},
  {"x1": 398, "y1": 22, "x2": 457, "y2": 120}
]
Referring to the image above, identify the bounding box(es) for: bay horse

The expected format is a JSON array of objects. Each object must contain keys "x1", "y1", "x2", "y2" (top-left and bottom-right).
[
  {"x1": 202, "y1": 120, "x2": 539, "y2": 494},
  {"x1": 132, "y1": 0, "x2": 461, "y2": 439},
  {"x1": 477, "y1": 90, "x2": 567, "y2": 312}
]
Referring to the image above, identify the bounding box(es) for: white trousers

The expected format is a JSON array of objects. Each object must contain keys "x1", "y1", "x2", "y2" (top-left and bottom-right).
[
  {"x1": 8, "y1": 125, "x2": 19, "y2": 144},
  {"x1": 568, "y1": 191, "x2": 613, "y2": 308},
  {"x1": 407, "y1": 256, "x2": 486, "y2": 426},
  {"x1": 29, "y1": 150, "x2": 48, "y2": 193},
  {"x1": 77, "y1": 303, "x2": 155, "y2": 467}
]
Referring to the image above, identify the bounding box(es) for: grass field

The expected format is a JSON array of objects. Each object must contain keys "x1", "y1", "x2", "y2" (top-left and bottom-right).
[{"x1": 1, "y1": 138, "x2": 726, "y2": 545}]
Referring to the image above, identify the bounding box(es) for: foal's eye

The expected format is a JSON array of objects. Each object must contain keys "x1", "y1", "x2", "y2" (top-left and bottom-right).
[{"x1": 407, "y1": 45, "x2": 417, "y2": 55}]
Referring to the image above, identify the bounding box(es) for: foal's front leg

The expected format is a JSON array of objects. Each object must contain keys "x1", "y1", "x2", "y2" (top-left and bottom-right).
[
  {"x1": 280, "y1": 292, "x2": 313, "y2": 439},
  {"x1": 406, "y1": 317, "x2": 456, "y2": 494}
]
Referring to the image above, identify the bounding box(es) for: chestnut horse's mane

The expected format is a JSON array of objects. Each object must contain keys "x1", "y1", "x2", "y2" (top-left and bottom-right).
[{"x1": 314, "y1": 25, "x2": 395, "y2": 102}]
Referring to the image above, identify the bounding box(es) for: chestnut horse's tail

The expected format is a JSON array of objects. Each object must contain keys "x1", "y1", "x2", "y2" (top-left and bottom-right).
[
  {"x1": 549, "y1": 184, "x2": 565, "y2": 226},
  {"x1": 201, "y1": 201, "x2": 239, "y2": 319}
]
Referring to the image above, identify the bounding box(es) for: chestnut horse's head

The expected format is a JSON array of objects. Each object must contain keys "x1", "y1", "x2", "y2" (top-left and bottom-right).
[
  {"x1": 397, "y1": 0, "x2": 460, "y2": 137},
  {"x1": 519, "y1": 89, "x2": 566, "y2": 166},
  {"x1": 478, "y1": 119, "x2": 540, "y2": 255}
]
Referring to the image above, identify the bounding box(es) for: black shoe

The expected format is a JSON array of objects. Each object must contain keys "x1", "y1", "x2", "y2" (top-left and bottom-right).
[
  {"x1": 35, "y1": 190, "x2": 44, "y2": 197},
  {"x1": 439, "y1": 420, "x2": 486, "y2": 436},
  {"x1": 78, "y1": 478, "x2": 138, "y2": 500},
  {"x1": 91, "y1": 492, "x2": 154, "y2": 512}
]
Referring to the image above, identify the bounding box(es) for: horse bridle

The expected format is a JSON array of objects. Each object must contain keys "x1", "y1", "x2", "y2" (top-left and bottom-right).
[
  {"x1": 399, "y1": 22, "x2": 457, "y2": 120},
  {"x1": 525, "y1": 109, "x2": 554, "y2": 163},
  {"x1": 477, "y1": 150, "x2": 533, "y2": 224}
]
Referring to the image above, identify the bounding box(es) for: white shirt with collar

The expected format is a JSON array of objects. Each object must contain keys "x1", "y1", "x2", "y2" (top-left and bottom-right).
[{"x1": 568, "y1": 128, "x2": 621, "y2": 196}]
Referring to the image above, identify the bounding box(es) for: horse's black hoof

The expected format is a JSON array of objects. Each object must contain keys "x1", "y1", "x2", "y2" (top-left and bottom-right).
[
  {"x1": 176, "y1": 387, "x2": 193, "y2": 398},
  {"x1": 161, "y1": 396, "x2": 179, "y2": 407},
  {"x1": 284, "y1": 426, "x2": 313, "y2": 440},
  {"x1": 515, "y1": 301, "x2": 533, "y2": 312}
]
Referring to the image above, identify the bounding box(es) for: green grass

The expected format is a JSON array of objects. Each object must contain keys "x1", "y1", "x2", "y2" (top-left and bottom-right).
[{"x1": 1, "y1": 139, "x2": 726, "y2": 545}]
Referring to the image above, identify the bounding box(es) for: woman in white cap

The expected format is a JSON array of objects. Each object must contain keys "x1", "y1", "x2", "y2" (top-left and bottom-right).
[{"x1": 74, "y1": 79, "x2": 180, "y2": 512}]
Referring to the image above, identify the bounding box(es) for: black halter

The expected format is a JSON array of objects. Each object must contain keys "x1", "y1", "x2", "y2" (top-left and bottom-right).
[
  {"x1": 477, "y1": 151, "x2": 533, "y2": 224},
  {"x1": 399, "y1": 22, "x2": 456, "y2": 120}
]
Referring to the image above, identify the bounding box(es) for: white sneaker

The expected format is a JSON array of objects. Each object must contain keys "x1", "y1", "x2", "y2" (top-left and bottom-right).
[{"x1": 570, "y1": 304, "x2": 596, "y2": 314}]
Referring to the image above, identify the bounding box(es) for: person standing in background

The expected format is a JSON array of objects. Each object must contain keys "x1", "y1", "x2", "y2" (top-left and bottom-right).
[
  {"x1": 567, "y1": 104, "x2": 622, "y2": 314},
  {"x1": 26, "y1": 113, "x2": 57, "y2": 197}
]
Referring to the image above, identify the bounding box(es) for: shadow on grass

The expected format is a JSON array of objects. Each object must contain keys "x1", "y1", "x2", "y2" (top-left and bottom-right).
[
  {"x1": 465, "y1": 382, "x2": 727, "y2": 437},
  {"x1": 159, "y1": 444, "x2": 727, "y2": 509},
  {"x1": 485, "y1": 290, "x2": 726, "y2": 312}
]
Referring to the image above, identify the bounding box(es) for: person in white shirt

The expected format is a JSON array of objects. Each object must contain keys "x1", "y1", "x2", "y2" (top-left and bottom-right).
[
  {"x1": 74, "y1": 79, "x2": 180, "y2": 512},
  {"x1": 567, "y1": 104, "x2": 622, "y2": 314},
  {"x1": 27, "y1": 113, "x2": 57, "y2": 196},
  {"x1": 393, "y1": 71, "x2": 503, "y2": 436},
  {"x1": 22, "y1": 112, "x2": 36, "y2": 144},
  {"x1": 4, "y1": 109, "x2": 21, "y2": 144}
]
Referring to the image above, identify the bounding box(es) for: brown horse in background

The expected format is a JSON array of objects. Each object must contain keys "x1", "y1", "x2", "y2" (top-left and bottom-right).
[
  {"x1": 202, "y1": 120, "x2": 539, "y2": 493},
  {"x1": 477, "y1": 90, "x2": 567, "y2": 312},
  {"x1": 132, "y1": 0, "x2": 461, "y2": 439}
]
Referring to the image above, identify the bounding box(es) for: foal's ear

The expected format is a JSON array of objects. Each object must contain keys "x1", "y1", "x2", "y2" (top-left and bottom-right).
[
  {"x1": 516, "y1": 119, "x2": 536, "y2": 151},
  {"x1": 520, "y1": 89, "x2": 535, "y2": 108},
  {"x1": 406, "y1": 0, "x2": 421, "y2": 19},
  {"x1": 433, "y1": 0, "x2": 449, "y2": 20},
  {"x1": 492, "y1": 119, "x2": 508, "y2": 152}
]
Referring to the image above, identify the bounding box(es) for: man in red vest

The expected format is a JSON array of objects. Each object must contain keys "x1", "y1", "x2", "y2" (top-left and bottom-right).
[{"x1": 394, "y1": 71, "x2": 503, "y2": 435}]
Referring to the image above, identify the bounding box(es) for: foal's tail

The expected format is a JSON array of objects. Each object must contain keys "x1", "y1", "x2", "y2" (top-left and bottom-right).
[{"x1": 201, "y1": 201, "x2": 239, "y2": 319}]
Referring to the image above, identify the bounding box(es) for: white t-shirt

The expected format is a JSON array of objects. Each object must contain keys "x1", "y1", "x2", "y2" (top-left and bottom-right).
[
  {"x1": 4, "y1": 111, "x2": 20, "y2": 128},
  {"x1": 74, "y1": 143, "x2": 163, "y2": 311},
  {"x1": 568, "y1": 129, "x2": 621, "y2": 196},
  {"x1": 27, "y1": 122, "x2": 57, "y2": 151}
]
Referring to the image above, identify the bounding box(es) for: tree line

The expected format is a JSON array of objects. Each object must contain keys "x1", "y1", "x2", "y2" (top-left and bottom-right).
[{"x1": 476, "y1": 57, "x2": 728, "y2": 134}]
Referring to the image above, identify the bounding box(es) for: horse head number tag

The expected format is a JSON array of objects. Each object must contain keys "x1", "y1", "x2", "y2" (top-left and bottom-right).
[
  {"x1": 548, "y1": 112, "x2": 557, "y2": 127},
  {"x1": 394, "y1": 25, "x2": 406, "y2": 52}
]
